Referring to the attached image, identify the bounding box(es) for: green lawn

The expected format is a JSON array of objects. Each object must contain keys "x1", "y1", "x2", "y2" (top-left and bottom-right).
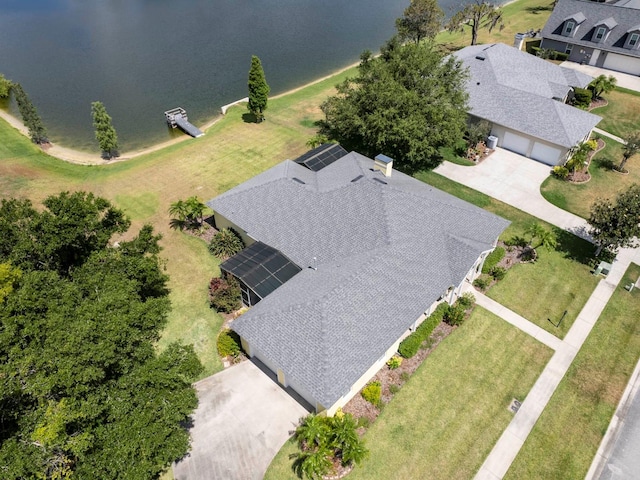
[
  {"x1": 506, "y1": 263, "x2": 640, "y2": 479},
  {"x1": 265, "y1": 308, "x2": 553, "y2": 480},
  {"x1": 540, "y1": 140, "x2": 634, "y2": 219},
  {"x1": 436, "y1": 0, "x2": 553, "y2": 51},
  {"x1": 417, "y1": 171, "x2": 599, "y2": 338},
  {"x1": 594, "y1": 87, "x2": 640, "y2": 140}
]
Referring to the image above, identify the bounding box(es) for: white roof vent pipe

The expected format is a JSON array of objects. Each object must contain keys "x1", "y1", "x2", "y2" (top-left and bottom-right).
[{"x1": 374, "y1": 154, "x2": 393, "y2": 177}]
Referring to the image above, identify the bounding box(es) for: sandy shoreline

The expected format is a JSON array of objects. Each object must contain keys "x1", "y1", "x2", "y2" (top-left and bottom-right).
[{"x1": 0, "y1": 61, "x2": 358, "y2": 166}]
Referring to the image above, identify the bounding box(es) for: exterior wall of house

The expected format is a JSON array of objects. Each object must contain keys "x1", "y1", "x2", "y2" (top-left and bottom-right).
[
  {"x1": 541, "y1": 38, "x2": 570, "y2": 55},
  {"x1": 490, "y1": 124, "x2": 569, "y2": 165},
  {"x1": 212, "y1": 212, "x2": 256, "y2": 248}
]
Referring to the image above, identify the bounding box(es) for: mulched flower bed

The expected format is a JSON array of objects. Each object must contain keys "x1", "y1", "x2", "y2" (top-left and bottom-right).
[
  {"x1": 566, "y1": 138, "x2": 606, "y2": 183},
  {"x1": 588, "y1": 98, "x2": 608, "y2": 110},
  {"x1": 342, "y1": 322, "x2": 455, "y2": 425}
]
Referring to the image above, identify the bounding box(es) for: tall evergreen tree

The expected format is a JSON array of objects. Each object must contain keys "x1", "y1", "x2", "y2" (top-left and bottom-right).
[
  {"x1": 247, "y1": 55, "x2": 270, "y2": 123},
  {"x1": 396, "y1": 0, "x2": 444, "y2": 44},
  {"x1": 447, "y1": 0, "x2": 504, "y2": 46},
  {"x1": 91, "y1": 101, "x2": 119, "y2": 159},
  {"x1": 12, "y1": 83, "x2": 48, "y2": 144}
]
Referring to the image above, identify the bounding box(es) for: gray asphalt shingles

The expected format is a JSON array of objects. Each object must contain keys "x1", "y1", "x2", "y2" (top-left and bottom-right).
[{"x1": 208, "y1": 152, "x2": 509, "y2": 408}]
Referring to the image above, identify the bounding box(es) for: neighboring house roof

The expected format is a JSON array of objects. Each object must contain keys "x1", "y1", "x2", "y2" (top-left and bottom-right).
[
  {"x1": 208, "y1": 152, "x2": 509, "y2": 408},
  {"x1": 454, "y1": 43, "x2": 601, "y2": 148},
  {"x1": 541, "y1": 0, "x2": 640, "y2": 58},
  {"x1": 220, "y1": 241, "x2": 301, "y2": 300},
  {"x1": 294, "y1": 143, "x2": 349, "y2": 171}
]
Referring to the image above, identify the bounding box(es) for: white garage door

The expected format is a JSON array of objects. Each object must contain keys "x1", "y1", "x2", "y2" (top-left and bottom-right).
[
  {"x1": 603, "y1": 53, "x2": 640, "y2": 76},
  {"x1": 530, "y1": 142, "x2": 562, "y2": 165},
  {"x1": 502, "y1": 131, "x2": 531, "y2": 156}
]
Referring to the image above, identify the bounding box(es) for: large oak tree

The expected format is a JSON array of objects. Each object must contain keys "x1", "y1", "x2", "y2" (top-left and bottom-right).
[
  {"x1": 588, "y1": 184, "x2": 640, "y2": 255},
  {"x1": 0, "y1": 192, "x2": 202, "y2": 479},
  {"x1": 319, "y1": 38, "x2": 469, "y2": 173}
]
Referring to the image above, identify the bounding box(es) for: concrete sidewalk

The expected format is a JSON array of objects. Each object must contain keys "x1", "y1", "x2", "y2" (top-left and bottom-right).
[
  {"x1": 594, "y1": 128, "x2": 626, "y2": 144},
  {"x1": 475, "y1": 248, "x2": 635, "y2": 480},
  {"x1": 435, "y1": 151, "x2": 640, "y2": 479}
]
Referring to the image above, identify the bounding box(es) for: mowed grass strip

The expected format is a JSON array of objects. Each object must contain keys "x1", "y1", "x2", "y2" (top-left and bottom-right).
[
  {"x1": 594, "y1": 87, "x2": 640, "y2": 140},
  {"x1": 541, "y1": 140, "x2": 634, "y2": 219},
  {"x1": 417, "y1": 171, "x2": 598, "y2": 338},
  {"x1": 506, "y1": 263, "x2": 640, "y2": 480},
  {"x1": 265, "y1": 308, "x2": 553, "y2": 480}
]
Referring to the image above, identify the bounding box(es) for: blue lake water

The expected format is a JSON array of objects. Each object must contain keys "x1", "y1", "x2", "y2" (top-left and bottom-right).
[{"x1": 0, "y1": 0, "x2": 468, "y2": 151}]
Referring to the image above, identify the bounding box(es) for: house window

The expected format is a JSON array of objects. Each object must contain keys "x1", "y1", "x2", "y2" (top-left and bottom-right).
[
  {"x1": 630, "y1": 33, "x2": 640, "y2": 48},
  {"x1": 564, "y1": 21, "x2": 575, "y2": 36},
  {"x1": 565, "y1": 44, "x2": 573, "y2": 55},
  {"x1": 595, "y1": 27, "x2": 606, "y2": 42}
]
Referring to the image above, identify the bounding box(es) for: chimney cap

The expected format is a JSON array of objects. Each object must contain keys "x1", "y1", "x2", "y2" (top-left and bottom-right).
[{"x1": 374, "y1": 154, "x2": 393, "y2": 165}]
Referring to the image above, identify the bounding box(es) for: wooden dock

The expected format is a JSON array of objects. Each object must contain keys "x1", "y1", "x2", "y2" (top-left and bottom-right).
[{"x1": 164, "y1": 107, "x2": 204, "y2": 138}]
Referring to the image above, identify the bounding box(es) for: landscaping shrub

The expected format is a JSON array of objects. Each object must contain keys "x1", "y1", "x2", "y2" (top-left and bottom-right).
[
  {"x1": 389, "y1": 384, "x2": 400, "y2": 394},
  {"x1": 209, "y1": 275, "x2": 241, "y2": 313},
  {"x1": 444, "y1": 304, "x2": 466, "y2": 326},
  {"x1": 362, "y1": 381, "x2": 382, "y2": 407},
  {"x1": 552, "y1": 165, "x2": 569, "y2": 179},
  {"x1": 209, "y1": 228, "x2": 245, "y2": 259},
  {"x1": 473, "y1": 274, "x2": 492, "y2": 291},
  {"x1": 217, "y1": 328, "x2": 241, "y2": 357},
  {"x1": 482, "y1": 247, "x2": 505, "y2": 274},
  {"x1": 398, "y1": 302, "x2": 447, "y2": 358},
  {"x1": 572, "y1": 87, "x2": 592, "y2": 108},
  {"x1": 386, "y1": 356, "x2": 403, "y2": 370},
  {"x1": 489, "y1": 266, "x2": 507, "y2": 281},
  {"x1": 457, "y1": 292, "x2": 476, "y2": 309}
]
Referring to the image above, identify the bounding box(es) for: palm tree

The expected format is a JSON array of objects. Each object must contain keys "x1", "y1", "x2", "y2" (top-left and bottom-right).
[
  {"x1": 327, "y1": 413, "x2": 369, "y2": 466},
  {"x1": 291, "y1": 445, "x2": 332, "y2": 480},
  {"x1": 185, "y1": 196, "x2": 206, "y2": 228},
  {"x1": 589, "y1": 74, "x2": 617, "y2": 100},
  {"x1": 535, "y1": 229, "x2": 557, "y2": 251},
  {"x1": 525, "y1": 222, "x2": 545, "y2": 246},
  {"x1": 168, "y1": 199, "x2": 189, "y2": 230},
  {"x1": 208, "y1": 228, "x2": 245, "y2": 259},
  {"x1": 618, "y1": 133, "x2": 640, "y2": 172},
  {"x1": 294, "y1": 414, "x2": 330, "y2": 450}
]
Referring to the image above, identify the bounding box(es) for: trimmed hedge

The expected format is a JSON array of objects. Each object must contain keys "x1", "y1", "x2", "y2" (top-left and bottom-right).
[
  {"x1": 573, "y1": 87, "x2": 592, "y2": 108},
  {"x1": 217, "y1": 328, "x2": 241, "y2": 357},
  {"x1": 398, "y1": 302, "x2": 448, "y2": 358},
  {"x1": 481, "y1": 247, "x2": 505, "y2": 274},
  {"x1": 530, "y1": 47, "x2": 569, "y2": 61}
]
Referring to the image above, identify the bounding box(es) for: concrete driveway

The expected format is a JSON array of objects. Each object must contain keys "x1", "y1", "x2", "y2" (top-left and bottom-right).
[
  {"x1": 560, "y1": 61, "x2": 640, "y2": 93},
  {"x1": 173, "y1": 361, "x2": 309, "y2": 480},
  {"x1": 434, "y1": 148, "x2": 590, "y2": 239}
]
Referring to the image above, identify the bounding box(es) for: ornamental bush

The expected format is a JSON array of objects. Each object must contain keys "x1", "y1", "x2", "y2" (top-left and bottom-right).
[
  {"x1": 573, "y1": 88, "x2": 592, "y2": 109},
  {"x1": 444, "y1": 304, "x2": 466, "y2": 326},
  {"x1": 482, "y1": 247, "x2": 505, "y2": 274},
  {"x1": 209, "y1": 228, "x2": 245, "y2": 259},
  {"x1": 217, "y1": 328, "x2": 241, "y2": 358},
  {"x1": 398, "y1": 302, "x2": 448, "y2": 358},
  {"x1": 457, "y1": 292, "x2": 476, "y2": 309},
  {"x1": 552, "y1": 165, "x2": 569, "y2": 179},
  {"x1": 209, "y1": 275, "x2": 241, "y2": 313},
  {"x1": 490, "y1": 265, "x2": 507, "y2": 281},
  {"x1": 362, "y1": 381, "x2": 382, "y2": 407},
  {"x1": 386, "y1": 356, "x2": 403, "y2": 369},
  {"x1": 473, "y1": 274, "x2": 492, "y2": 291}
]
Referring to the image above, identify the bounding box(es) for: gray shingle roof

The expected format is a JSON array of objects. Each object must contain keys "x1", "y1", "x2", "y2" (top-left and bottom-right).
[
  {"x1": 542, "y1": 0, "x2": 640, "y2": 58},
  {"x1": 454, "y1": 43, "x2": 601, "y2": 148},
  {"x1": 208, "y1": 152, "x2": 509, "y2": 408}
]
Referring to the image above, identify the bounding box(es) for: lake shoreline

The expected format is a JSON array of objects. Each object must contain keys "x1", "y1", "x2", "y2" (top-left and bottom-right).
[{"x1": 0, "y1": 60, "x2": 359, "y2": 166}]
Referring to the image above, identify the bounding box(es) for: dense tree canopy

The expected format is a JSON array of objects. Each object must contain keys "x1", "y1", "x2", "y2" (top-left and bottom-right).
[
  {"x1": 447, "y1": 0, "x2": 504, "y2": 46},
  {"x1": 588, "y1": 184, "x2": 640, "y2": 254},
  {"x1": 319, "y1": 38, "x2": 469, "y2": 173},
  {"x1": 247, "y1": 55, "x2": 270, "y2": 123},
  {"x1": 396, "y1": 0, "x2": 444, "y2": 44},
  {"x1": 91, "y1": 101, "x2": 119, "y2": 159},
  {"x1": 0, "y1": 192, "x2": 202, "y2": 479}
]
